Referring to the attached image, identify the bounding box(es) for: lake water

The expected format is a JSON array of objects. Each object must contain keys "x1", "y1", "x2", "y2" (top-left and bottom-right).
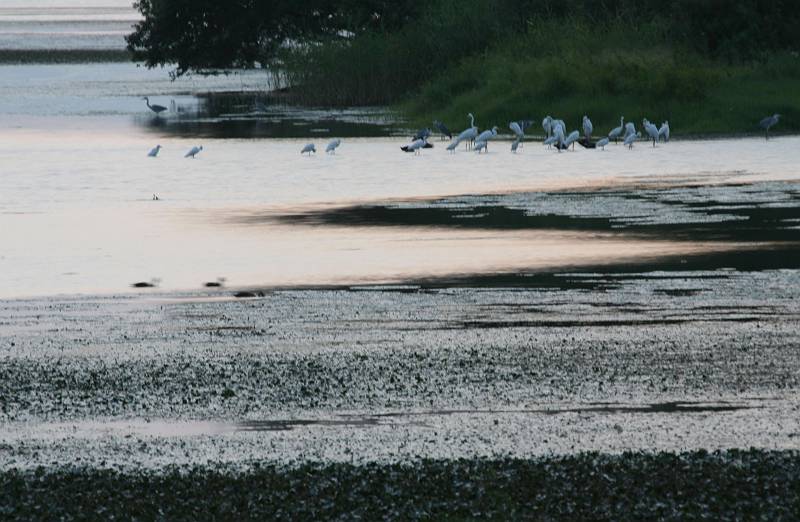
[{"x1": 1, "y1": 3, "x2": 799, "y2": 298}]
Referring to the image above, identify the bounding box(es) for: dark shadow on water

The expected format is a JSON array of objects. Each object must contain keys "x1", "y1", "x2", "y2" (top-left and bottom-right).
[
  {"x1": 134, "y1": 94, "x2": 400, "y2": 138},
  {"x1": 270, "y1": 181, "x2": 800, "y2": 243}
]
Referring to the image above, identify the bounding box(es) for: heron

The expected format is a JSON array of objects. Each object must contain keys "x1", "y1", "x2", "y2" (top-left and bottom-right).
[
  {"x1": 326, "y1": 139, "x2": 341, "y2": 154},
  {"x1": 658, "y1": 121, "x2": 670, "y2": 142},
  {"x1": 413, "y1": 128, "x2": 432, "y2": 141},
  {"x1": 511, "y1": 138, "x2": 521, "y2": 153},
  {"x1": 509, "y1": 121, "x2": 524, "y2": 149},
  {"x1": 147, "y1": 145, "x2": 162, "y2": 157},
  {"x1": 401, "y1": 138, "x2": 427, "y2": 155},
  {"x1": 553, "y1": 124, "x2": 566, "y2": 152},
  {"x1": 475, "y1": 126, "x2": 499, "y2": 151},
  {"x1": 301, "y1": 143, "x2": 316, "y2": 155},
  {"x1": 542, "y1": 115, "x2": 553, "y2": 139},
  {"x1": 474, "y1": 140, "x2": 488, "y2": 153},
  {"x1": 564, "y1": 130, "x2": 580, "y2": 150},
  {"x1": 624, "y1": 121, "x2": 636, "y2": 138},
  {"x1": 596, "y1": 137, "x2": 610, "y2": 150},
  {"x1": 509, "y1": 121, "x2": 524, "y2": 139},
  {"x1": 451, "y1": 113, "x2": 479, "y2": 151},
  {"x1": 185, "y1": 145, "x2": 203, "y2": 158},
  {"x1": 582, "y1": 115, "x2": 593, "y2": 140},
  {"x1": 446, "y1": 140, "x2": 459, "y2": 153},
  {"x1": 643, "y1": 119, "x2": 660, "y2": 147},
  {"x1": 433, "y1": 120, "x2": 452, "y2": 140},
  {"x1": 143, "y1": 96, "x2": 167, "y2": 115},
  {"x1": 759, "y1": 114, "x2": 780, "y2": 140},
  {"x1": 608, "y1": 116, "x2": 624, "y2": 143},
  {"x1": 624, "y1": 131, "x2": 641, "y2": 149}
]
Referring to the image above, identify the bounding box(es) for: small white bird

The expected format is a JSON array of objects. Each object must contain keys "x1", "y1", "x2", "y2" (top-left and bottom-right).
[
  {"x1": 185, "y1": 145, "x2": 203, "y2": 158},
  {"x1": 542, "y1": 115, "x2": 553, "y2": 138},
  {"x1": 402, "y1": 138, "x2": 427, "y2": 155},
  {"x1": 326, "y1": 139, "x2": 341, "y2": 154},
  {"x1": 596, "y1": 137, "x2": 610, "y2": 150},
  {"x1": 609, "y1": 116, "x2": 624, "y2": 142},
  {"x1": 475, "y1": 126, "x2": 498, "y2": 151},
  {"x1": 582, "y1": 115, "x2": 593, "y2": 140},
  {"x1": 658, "y1": 121, "x2": 670, "y2": 142},
  {"x1": 759, "y1": 114, "x2": 780, "y2": 140},
  {"x1": 643, "y1": 119, "x2": 660, "y2": 147},
  {"x1": 564, "y1": 130, "x2": 580, "y2": 149},
  {"x1": 147, "y1": 145, "x2": 162, "y2": 157},
  {"x1": 624, "y1": 131, "x2": 641, "y2": 149},
  {"x1": 301, "y1": 143, "x2": 316, "y2": 155}
]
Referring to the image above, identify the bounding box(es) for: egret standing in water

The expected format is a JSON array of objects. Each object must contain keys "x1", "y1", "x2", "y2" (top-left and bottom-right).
[
  {"x1": 624, "y1": 131, "x2": 640, "y2": 149},
  {"x1": 608, "y1": 116, "x2": 624, "y2": 143},
  {"x1": 143, "y1": 97, "x2": 167, "y2": 116},
  {"x1": 301, "y1": 143, "x2": 316, "y2": 155},
  {"x1": 582, "y1": 115, "x2": 593, "y2": 141},
  {"x1": 659, "y1": 121, "x2": 670, "y2": 142},
  {"x1": 759, "y1": 114, "x2": 780, "y2": 140},
  {"x1": 326, "y1": 139, "x2": 341, "y2": 154},
  {"x1": 475, "y1": 126, "x2": 499, "y2": 151},
  {"x1": 147, "y1": 145, "x2": 162, "y2": 157},
  {"x1": 596, "y1": 137, "x2": 610, "y2": 150},
  {"x1": 185, "y1": 145, "x2": 203, "y2": 158},
  {"x1": 509, "y1": 121, "x2": 524, "y2": 149},
  {"x1": 451, "y1": 113, "x2": 478, "y2": 150},
  {"x1": 643, "y1": 119, "x2": 660, "y2": 147}
]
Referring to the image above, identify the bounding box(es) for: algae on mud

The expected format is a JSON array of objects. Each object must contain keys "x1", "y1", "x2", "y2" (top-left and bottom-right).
[{"x1": 3, "y1": 450, "x2": 799, "y2": 520}]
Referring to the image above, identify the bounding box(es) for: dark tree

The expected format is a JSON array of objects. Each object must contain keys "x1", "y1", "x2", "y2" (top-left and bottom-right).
[{"x1": 126, "y1": 0, "x2": 416, "y2": 76}]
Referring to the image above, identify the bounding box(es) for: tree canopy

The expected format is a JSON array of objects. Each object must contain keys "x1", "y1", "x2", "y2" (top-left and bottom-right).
[{"x1": 126, "y1": 0, "x2": 417, "y2": 76}]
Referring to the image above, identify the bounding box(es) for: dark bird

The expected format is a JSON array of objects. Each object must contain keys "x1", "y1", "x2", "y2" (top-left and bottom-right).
[{"x1": 143, "y1": 97, "x2": 167, "y2": 115}]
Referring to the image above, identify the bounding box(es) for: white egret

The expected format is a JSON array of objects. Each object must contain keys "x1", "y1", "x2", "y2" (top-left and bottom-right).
[
  {"x1": 624, "y1": 121, "x2": 636, "y2": 138},
  {"x1": 326, "y1": 139, "x2": 341, "y2": 154},
  {"x1": 608, "y1": 116, "x2": 624, "y2": 142},
  {"x1": 596, "y1": 137, "x2": 610, "y2": 150},
  {"x1": 582, "y1": 115, "x2": 593, "y2": 140},
  {"x1": 542, "y1": 115, "x2": 553, "y2": 138},
  {"x1": 564, "y1": 130, "x2": 580, "y2": 149},
  {"x1": 301, "y1": 143, "x2": 316, "y2": 155},
  {"x1": 401, "y1": 138, "x2": 427, "y2": 155},
  {"x1": 553, "y1": 124, "x2": 566, "y2": 152},
  {"x1": 658, "y1": 121, "x2": 670, "y2": 142},
  {"x1": 643, "y1": 119, "x2": 660, "y2": 147},
  {"x1": 143, "y1": 96, "x2": 167, "y2": 115},
  {"x1": 475, "y1": 126, "x2": 499, "y2": 151},
  {"x1": 624, "y1": 131, "x2": 641, "y2": 149},
  {"x1": 451, "y1": 113, "x2": 478, "y2": 150},
  {"x1": 509, "y1": 121, "x2": 524, "y2": 139},
  {"x1": 433, "y1": 120, "x2": 452, "y2": 140},
  {"x1": 147, "y1": 145, "x2": 162, "y2": 157},
  {"x1": 759, "y1": 114, "x2": 780, "y2": 140},
  {"x1": 185, "y1": 145, "x2": 203, "y2": 158}
]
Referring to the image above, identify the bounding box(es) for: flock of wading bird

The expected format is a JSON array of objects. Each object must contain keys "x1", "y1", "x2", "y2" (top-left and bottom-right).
[{"x1": 141, "y1": 95, "x2": 782, "y2": 158}]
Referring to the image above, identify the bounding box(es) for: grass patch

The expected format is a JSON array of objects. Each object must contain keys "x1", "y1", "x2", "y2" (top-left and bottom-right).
[
  {"x1": 401, "y1": 18, "x2": 800, "y2": 136},
  {"x1": 2, "y1": 449, "x2": 799, "y2": 520}
]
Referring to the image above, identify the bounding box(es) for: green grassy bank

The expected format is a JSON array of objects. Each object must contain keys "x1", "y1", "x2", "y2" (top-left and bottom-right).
[
  {"x1": 2, "y1": 450, "x2": 799, "y2": 520},
  {"x1": 399, "y1": 21, "x2": 800, "y2": 136},
  {"x1": 275, "y1": 2, "x2": 800, "y2": 136}
]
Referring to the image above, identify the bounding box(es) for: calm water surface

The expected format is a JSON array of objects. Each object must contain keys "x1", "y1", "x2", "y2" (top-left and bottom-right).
[{"x1": 1, "y1": 8, "x2": 798, "y2": 298}]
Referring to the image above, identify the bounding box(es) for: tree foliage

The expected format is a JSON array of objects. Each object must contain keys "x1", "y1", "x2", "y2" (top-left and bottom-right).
[{"x1": 126, "y1": 0, "x2": 417, "y2": 76}]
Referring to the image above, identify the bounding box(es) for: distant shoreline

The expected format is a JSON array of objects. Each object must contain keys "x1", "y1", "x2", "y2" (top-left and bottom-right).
[{"x1": 0, "y1": 49, "x2": 130, "y2": 64}]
